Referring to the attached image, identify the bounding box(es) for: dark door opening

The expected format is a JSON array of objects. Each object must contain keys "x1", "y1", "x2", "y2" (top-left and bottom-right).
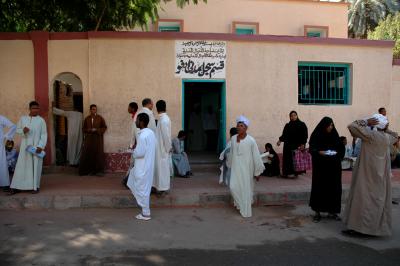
[
  {"x1": 54, "y1": 80, "x2": 83, "y2": 165},
  {"x1": 183, "y1": 81, "x2": 226, "y2": 157}
]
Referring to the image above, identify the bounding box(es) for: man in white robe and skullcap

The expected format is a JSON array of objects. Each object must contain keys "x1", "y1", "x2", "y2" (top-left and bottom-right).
[
  {"x1": 343, "y1": 114, "x2": 398, "y2": 236},
  {"x1": 229, "y1": 115, "x2": 265, "y2": 218}
]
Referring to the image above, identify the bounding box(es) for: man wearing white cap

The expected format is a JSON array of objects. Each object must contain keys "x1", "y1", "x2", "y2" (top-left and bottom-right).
[
  {"x1": 229, "y1": 115, "x2": 265, "y2": 218},
  {"x1": 343, "y1": 114, "x2": 398, "y2": 236}
]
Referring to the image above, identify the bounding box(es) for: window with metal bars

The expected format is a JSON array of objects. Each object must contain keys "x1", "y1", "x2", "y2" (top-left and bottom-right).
[{"x1": 298, "y1": 63, "x2": 350, "y2": 105}]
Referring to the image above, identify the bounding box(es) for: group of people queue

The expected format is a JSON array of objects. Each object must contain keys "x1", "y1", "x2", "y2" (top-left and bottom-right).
[
  {"x1": 0, "y1": 101, "x2": 398, "y2": 236},
  {"x1": 218, "y1": 107, "x2": 397, "y2": 238},
  {"x1": 0, "y1": 99, "x2": 192, "y2": 221}
]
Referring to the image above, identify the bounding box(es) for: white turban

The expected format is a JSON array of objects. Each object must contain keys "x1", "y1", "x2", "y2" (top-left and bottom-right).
[
  {"x1": 236, "y1": 115, "x2": 250, "y2": 127},
  {"x1": 371, "y1": 113, "x2": 388, "y2": 129}
]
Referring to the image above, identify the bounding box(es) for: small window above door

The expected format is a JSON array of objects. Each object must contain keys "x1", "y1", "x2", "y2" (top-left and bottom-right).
[
  {"x1": 232, "y1": 22, "x2": 259, "y2": 35},
  {"x1": 304, "y1": 25, "x2": 329, "y2": 38},
  {"x1": 156, "y1": 19, "x2": 184, "y2": 32}
]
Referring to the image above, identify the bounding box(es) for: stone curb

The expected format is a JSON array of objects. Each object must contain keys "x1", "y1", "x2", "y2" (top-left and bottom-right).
[{"x1": 0, "y1": 187, "x2": 398, "y2": 210}]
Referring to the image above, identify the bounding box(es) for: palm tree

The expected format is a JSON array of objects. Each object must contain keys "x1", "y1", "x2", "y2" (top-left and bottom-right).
[{"x1": 348, "y1": 0, "x2": 400, "y2": 38}]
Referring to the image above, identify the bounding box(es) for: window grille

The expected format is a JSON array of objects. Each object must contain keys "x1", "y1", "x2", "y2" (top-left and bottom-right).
[{"x1": 298, "y1": 63, "x2": 350, "y2": 105}]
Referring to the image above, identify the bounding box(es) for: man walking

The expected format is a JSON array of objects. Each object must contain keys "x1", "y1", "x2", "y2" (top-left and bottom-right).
[
  {"x1": 229, "y1": 115, "x2": 265, "y2": 218},
  {"x1": 127, "y1": 113, "x2": 157, "y2": 220}
]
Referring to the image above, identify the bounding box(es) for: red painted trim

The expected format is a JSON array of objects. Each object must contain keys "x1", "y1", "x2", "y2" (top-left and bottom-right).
[
  {"x1": 85, "y1": 31, "x2": 394, "y2": 48},
  {"x1": 393, "y1": 59, "x2": 400, "y2": 66},
  {"x1": 0, "y1": 32, "x2": 30, "y2": 40},
  {"x1": 29, "y1": 31, "x2": 52, "y2": 166},
  {"x1": 49, "y1": 32, "x2": 89, "y2": 40},
  {"x1": 0, "y1": 31, "x2": 394, "y2": 48}
]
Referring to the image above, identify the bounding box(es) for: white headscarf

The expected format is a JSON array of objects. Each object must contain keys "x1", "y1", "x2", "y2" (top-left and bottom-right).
[
  {"x1": 371, "y1": 113, "x2": 388, "y2": 129},
  {"x1": 236, "y1": 115, "x2": 250, "y2": 127}
]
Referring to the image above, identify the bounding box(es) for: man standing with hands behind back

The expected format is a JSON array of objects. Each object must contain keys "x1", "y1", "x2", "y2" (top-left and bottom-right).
[{"x1": 79, "y1": 104, "x2": 107, "y2": 176}]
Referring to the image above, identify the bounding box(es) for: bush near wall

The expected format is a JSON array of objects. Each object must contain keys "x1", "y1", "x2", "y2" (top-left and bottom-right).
[{"x1": 368, "y1": 13, "x2": 400, "y2": 59}]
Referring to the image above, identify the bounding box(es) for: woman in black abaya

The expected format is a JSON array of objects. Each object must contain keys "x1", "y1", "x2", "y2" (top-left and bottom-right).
[
  {"x1": 309, "y1": 117, "x2": 345, "y2": 222},
  {"x1": 277, "y1": 111, "x2": 308, "y2": 178}
]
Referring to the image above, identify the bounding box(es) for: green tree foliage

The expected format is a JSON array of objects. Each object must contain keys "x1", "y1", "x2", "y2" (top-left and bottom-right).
[
  {"x1": 348, "y1": 0, "x2": 400, "y2": 38},
  {"x1": 0, "y1": 0, "x2": 206, "y2": 32},
  {"x1": 368, "y1": 13, "x2": 400, "y2": 58}
]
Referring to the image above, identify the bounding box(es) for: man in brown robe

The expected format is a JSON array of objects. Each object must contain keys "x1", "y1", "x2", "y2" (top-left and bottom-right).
[
  {"x1": 343, "y1": 114, "x2": 398, "y2": 236},
  {"x1": 79, "y1": 104, "x2": 107, "y2": 176}
]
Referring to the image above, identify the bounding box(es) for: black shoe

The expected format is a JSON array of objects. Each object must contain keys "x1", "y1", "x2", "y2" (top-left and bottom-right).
[
  {"x1": 392, "y1": 200, "x2": 399, "y2": 205},
  {"x1": 156, "y1": 191, "x2": 168, "y2": 198},
  {"x1": 341, "y1": 229, "x2": 370, "y2": 238},
  {"x1": 7, "y1": 189, "x2": 19, "y2": 196},
  {"x1": 122, "y1": 176, "x2": 129, "y2": 189}
]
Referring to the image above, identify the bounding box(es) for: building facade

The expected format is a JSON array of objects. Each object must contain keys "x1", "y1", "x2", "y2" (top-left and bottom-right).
[{"x1": 0, "y1": 0, "x2": 398, "y2": 168}]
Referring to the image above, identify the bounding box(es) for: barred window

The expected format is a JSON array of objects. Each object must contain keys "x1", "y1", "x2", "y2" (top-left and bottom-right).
[{"x1": 298, "y1": 63, "x2": 350, "y2": 105}]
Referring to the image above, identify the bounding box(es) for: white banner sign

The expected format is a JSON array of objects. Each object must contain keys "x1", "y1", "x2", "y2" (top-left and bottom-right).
[{"x1": 175, "y1": 40, "x2": 226, "y2": 79}]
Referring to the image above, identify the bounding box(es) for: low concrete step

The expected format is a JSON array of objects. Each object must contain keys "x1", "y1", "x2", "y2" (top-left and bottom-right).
[
  {"x1": 1, "y1": 187, "x2": 399, "y2": 210},
  {"x1": 4, "y1": 167, "x2": 400, "y2": 210}
]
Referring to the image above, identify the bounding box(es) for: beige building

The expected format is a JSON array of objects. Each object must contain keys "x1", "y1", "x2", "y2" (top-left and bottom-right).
[{"x1": 0, "y1": 0, "x2": 398, "y2": 169}]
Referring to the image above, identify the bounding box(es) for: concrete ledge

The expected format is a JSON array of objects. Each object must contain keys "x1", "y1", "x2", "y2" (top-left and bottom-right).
[
  {"x1": 54, "y1": 196, "x2": 81, "y2": 209},
  {"x1": 2, "y1": 169, "x2": 399, "y2": 210},
  {"x1": 1, "y1": 187, "x2": 399, "y2": 210}
]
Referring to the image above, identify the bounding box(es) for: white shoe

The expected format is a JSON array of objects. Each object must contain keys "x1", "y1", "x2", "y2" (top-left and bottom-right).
[{"x1": 135, "y1": 214, "x2": 151, "y2": 221}]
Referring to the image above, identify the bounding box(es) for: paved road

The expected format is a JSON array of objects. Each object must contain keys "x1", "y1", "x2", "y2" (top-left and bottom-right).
[{"x1": 0, "y1": 204, "x2": 399, "y2": 265}]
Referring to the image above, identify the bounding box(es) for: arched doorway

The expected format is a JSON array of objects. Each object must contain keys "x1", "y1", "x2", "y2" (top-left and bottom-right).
[{"x1": 52, "y1": 72, "x2": 83, "y2": 165}]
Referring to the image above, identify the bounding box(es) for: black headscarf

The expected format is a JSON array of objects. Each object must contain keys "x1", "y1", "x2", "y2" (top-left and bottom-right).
[
  {"x1": 309, "y1": 117, "x2": 340, "y2": 154},
  {"x1": 279, "y1": 111, "x2": 308, "y2": 147},
  {"x1": 265, "y1": 143, "x2": 277, "y2": 156}
]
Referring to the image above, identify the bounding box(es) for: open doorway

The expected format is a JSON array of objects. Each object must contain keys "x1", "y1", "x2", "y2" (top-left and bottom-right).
[
  {"x1": 183, "y1": 80, "x2": 226, "y2": 161},
  {"x1": 52, "y1": 73, "x2": 83, "y2": 165}
]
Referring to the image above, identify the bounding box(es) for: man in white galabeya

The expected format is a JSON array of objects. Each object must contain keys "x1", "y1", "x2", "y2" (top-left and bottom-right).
[
  {"x1": 127, "y1": 113, "x2": 157, "y2": 221},
  {"x1": 10, "y1": 101, "x2": 47, "y2": 194},
  {"x1": 343, "y1": 114, "x2": 398, "y2": 236},
  {"x1": 229, "y1": 115, "x2": 265, "y2": 218},
  {"x1": 135, "y1": 98, "x2": 156, "y2": 133},
  {"x1": 153, "y1": 100, "x2": 172, "y2": 196}
]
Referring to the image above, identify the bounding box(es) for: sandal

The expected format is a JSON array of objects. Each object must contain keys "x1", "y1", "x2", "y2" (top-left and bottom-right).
[{"x1": 135, "y1": 214, "x2": 151, "y2": 221}]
